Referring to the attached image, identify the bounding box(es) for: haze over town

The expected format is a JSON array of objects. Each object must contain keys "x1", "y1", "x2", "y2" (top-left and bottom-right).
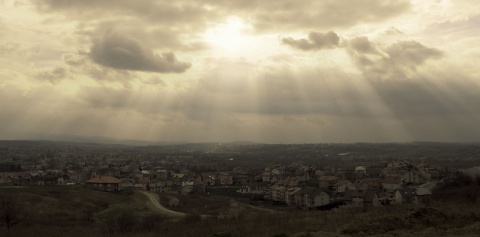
[{"x1": 1, "y1": 0, "x2": 480, "y2": 143}]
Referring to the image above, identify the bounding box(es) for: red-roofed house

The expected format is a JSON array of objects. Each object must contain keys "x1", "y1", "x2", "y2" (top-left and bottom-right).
[{"x1": 86, "y1": 176, "x2": 121, "y2": 192}]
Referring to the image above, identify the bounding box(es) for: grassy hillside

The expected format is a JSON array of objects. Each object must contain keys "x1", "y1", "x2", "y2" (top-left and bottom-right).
[
  {"x1": 2, "y1": 185, "x2": 480, "y2": 237},
  {"x1": 0, "y1": 185, "x2": 158, "y2": 236}
]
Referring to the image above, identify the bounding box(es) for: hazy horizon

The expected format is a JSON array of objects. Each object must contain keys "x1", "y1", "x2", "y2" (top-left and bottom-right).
[{"x1": 1, "y1": 0, "x2": 480, "y2": 143}]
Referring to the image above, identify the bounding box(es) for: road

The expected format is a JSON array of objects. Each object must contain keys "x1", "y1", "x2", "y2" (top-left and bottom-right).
[{"x1": 139, "y1": 191, "x2": 186, "y2": 218}]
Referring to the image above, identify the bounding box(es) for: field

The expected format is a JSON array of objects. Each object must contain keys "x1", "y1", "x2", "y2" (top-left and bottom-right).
[{"x1": 2, "y1": 185, "x2": 480, "y2": 237}]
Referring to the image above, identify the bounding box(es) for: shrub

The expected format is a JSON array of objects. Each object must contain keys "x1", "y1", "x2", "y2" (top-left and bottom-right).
[
  {"x1": 116, "y1": 210, "x2": 137, "y2": 232},
  {"x1": 139, "y1": 214, "x2": 164, "y2": 232},
  {"x1": 103, "y1": 210, "x2": 138, "y2": 234}
]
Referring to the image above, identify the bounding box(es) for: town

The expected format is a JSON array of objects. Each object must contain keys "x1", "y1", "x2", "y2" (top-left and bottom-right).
[{"x1": 2, "y1": 140, "x2": 479, "y2": 213}]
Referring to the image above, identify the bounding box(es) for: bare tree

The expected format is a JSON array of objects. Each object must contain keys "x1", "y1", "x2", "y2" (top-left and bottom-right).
[{"x1": 0, "y1": 195, "x2": 23, "y2": 229}]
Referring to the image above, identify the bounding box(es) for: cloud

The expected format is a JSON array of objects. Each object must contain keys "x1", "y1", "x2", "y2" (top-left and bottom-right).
[
  {"x1": 348, "y1": 37, "x2": 382, "y2": 55},
  {"x1": 34, "y1": 1, "x2": 215, "y2": 52},
  {"x1": 282, "y1": 31, "x2": 340, "y2": 51},
  {"x1": 385, "y1": 41, "x2": 443, "y2": 65},
  {"x1": 206, "y1": 0, "x2": 411, "y2": 31},
  {"x1": 35, "y1": 0, "x2": 411, "y2": 34},
  {"x1": 36, "y1": 67, "x2": 68, "y2": 83},
  {"x1": 89, "y1": 33, "x2": 191, "y2": 73},
  {"x1": 346, "y1": 37, "x2": 443, "y2": 80},
  {"x1": 36, "y1": 0, "x2": 211, "y2": 24}
]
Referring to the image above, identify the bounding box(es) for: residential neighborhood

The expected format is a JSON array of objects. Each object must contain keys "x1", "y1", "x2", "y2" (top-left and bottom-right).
[{"x1": 1, "y1": 141, "x2": 476, "y2": 212}]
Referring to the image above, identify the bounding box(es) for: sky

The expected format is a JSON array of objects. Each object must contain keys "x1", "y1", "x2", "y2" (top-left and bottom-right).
[{"x1": 1, "y1": 0, "x2": 480, "y2": 143}]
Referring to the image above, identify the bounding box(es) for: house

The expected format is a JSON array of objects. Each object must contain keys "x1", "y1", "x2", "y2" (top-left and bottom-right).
[
  {"x1": 269, "y1": 184, "x2": 286, "y2": 202},
  {"x1": 333, "y1": 180, "x2": 352, "y2": 193},
  {"x1": 86, "y1": 176, "x2": 121, "y2": 192},
  {"x1": 202, "y1": 173, "x2": 216, "y2": 186},
  {"x1": 270, "y1": 175, "x2": 282, "y2": 185},
  {"x1": 355, "y1": 166, "x2": 367, "y2": 175},
  {"x1": 318, "y1": 176, "x2": 338, "y2": 189},
  {"x1": 234, "y1": 174, "x2": 251, "y2": 186},
  {"x1": 362, "y1": 178, "x2": 383, "y2": 190},
  {"x1": 288, "y1": 187, "x2": 330, "y2": 208},
  {"x1": 343, "y1": 189, "x2": 380, "y2": 207},
  {"x1": 271, "y1": 167, "x2": 283, "y2": 176},
  {"x1": 156, "y1": 169, "x2": 169, "y2": 180},
  {"x1": 414, "y1": 188, "x2": 432, "y2": 205},
  {"x1": 139, "y1": 170, "x2": 151, "y2": 184},
  {"x1": 121, "y1": 178, "x2": 136, "y2": 189},
  {"x1": 262, "y1": 171, "x2": 272, "y2": 182},
  {"x1": 237, "y1": 182, "x2": 268, "y2": 196},
  {"x1": 292, "y1": 188, "x2": 306, "y2": 207},
  {"x1": 303, "y1": 188, "x2": 330, "y2": 208},
  {"x1": 348, "y1": 180, "x2": 369, "y2": 191},
  {"x1": 133, "y1": 183, "x2": 146, "y2": 190},
  {"x1": 401, "y1": 170, "x2": 430, "y2": 184},
  {"x1": 414, "y1": 182, "x2": 436, "y2": 205},
  {"x1": 395, "y1": 187, "x2": 416, "y2": 204},
  {"x1": 285, "y1": 187, "x2": 302, "y2": 206},
  {"x1": 284, "y1": 176, "x2": 299, "y2": 187},
  {"x1": 172, "y1": 173, "x2": 185, "y2": 180},
  {"x1": 181, "y1": 181, "x2": 194, "y2": 194},
  {"x1": 382, "y1": 176, "x2": 403, "y2": 191},
  {"x1": 417, "y1": 163, "x2": 443, "y2": 179},
  {"x1": 218, "y1": 172, "x2": 234, "y2": 186},
  {"x1": 153, "y1": 180, "x2": 173, "y2": 193}
]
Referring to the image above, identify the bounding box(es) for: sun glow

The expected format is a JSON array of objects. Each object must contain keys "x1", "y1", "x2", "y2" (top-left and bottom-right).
[{"x1": 203, "y1": 17, "x2": 255, "y2": 57}]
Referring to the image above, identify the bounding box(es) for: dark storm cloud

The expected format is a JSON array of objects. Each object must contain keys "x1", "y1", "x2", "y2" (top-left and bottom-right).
[
  {"x1": 90, "y1": 33, "x2": 191, "y2": 73},
  {"x1": 282, "y1": 31, "x2": 340, "y2": 51}
]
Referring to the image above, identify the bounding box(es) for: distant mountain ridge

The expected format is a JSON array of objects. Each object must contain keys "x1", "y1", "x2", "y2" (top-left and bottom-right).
[{"x1": 0, "y1": 133, "x2": 266, "y2": 146}]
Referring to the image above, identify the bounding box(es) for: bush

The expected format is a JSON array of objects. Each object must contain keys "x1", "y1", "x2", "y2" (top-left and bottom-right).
[
  {"x1": 104, "y1": 210, "x2": 138, "y2": 233},
  {"x1": 0, "y1": 195, "x2": 24, "y2": 229},
  {"x1": 116, "y1": 210, "x2": 137, "y2": 232}
]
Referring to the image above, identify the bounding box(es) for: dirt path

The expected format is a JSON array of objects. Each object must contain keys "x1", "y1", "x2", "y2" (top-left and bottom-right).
[{"x1": 140, "y1": 191, "x2": 186, "y2": 218}]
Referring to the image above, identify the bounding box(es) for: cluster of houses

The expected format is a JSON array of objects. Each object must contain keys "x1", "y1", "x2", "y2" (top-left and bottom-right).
[
  {"x1": 236, "y1": 161, "x2": 442, "y2": 209},
  {"x1": 0, "y1": 157, "x2": 454, "y2": 210},
  {"x1": 0, "y1": 169, "x2": 87, "y2": 186}
]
